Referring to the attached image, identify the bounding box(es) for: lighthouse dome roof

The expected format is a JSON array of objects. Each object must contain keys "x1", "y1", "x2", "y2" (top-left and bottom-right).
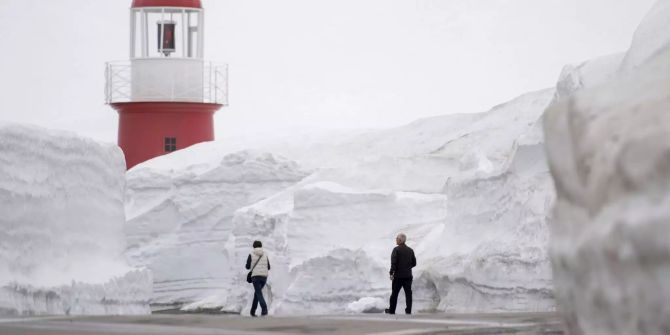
[{"x1": 131, "y1": 0, "x2": 201, "y2": 8}]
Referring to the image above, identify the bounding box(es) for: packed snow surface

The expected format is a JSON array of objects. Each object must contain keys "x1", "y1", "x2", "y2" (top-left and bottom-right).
[
  {"x1": 0, "y1": 124, "x2": 152, "y2": 316},
  {"x1": 129, "y1": 88, "x2": 556, "y2": 314},
  {"x1": 545, "y1": 2, "x2": 670, "y2": 334}
]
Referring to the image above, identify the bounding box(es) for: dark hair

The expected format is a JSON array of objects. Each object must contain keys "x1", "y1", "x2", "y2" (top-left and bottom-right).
[{"x1": 253, "y1": 240, "x2": 262, "y2": 248}]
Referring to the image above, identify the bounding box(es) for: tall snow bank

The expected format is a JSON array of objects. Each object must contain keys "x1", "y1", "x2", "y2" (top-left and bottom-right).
[
  {"x1": 544, "y1": 2, "x2": 670, "y2": 333},
  {"x1": 151, "y1": 88, "x2": 557, "y2": 315},
  {"x1": 125, "y1": 150, "x2": 309, "y2": 305},
  {"x1": 0, "y1": 124, "x2": 151, "y2": 316}
]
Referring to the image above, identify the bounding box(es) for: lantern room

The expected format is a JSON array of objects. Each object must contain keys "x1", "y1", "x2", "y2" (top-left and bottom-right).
[{"x1": 129, "y1": 4, "x2": 204, "y2": 59}]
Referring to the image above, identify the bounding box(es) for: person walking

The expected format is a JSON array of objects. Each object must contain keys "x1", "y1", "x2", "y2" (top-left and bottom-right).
[
  {"x1": 385, "y1": 233, "x2": 416, "y2": 315},
  {"x1": 246, "y1": 240, "x2": 270, "y2": 317}
]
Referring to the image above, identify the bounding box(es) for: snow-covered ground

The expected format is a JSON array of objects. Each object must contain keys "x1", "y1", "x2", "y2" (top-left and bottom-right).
[
  {"x1": 128, "y1": 88, "x2": 556, "y2": 314},
  {"x1": 544, "y1": 1, "x2": 670, "y2": 334},
  {"x1": 0, "y1": 124, "x2": 152, "y2": 316}
]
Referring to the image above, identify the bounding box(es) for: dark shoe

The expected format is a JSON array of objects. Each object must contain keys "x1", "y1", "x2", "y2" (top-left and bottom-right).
[
  {"x1": 261, "y1": 310, "x2": 268, "y2": 316},
  {"x1": 405, "y1": 309, "x2": 411, "y2": 314},
  {"x1": 384, "y1": 308, "x2": 395, "y2": 315}
]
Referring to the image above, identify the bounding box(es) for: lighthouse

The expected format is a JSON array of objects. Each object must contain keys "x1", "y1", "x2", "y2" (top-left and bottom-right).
[{"x1": 105, "y1": 0, "x2": 227, "y2": 169}]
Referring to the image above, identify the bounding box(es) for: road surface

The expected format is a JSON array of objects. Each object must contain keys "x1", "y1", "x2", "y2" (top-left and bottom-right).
[{"x1": 0, "y1": 312, "x2": 565, "y2": 335}]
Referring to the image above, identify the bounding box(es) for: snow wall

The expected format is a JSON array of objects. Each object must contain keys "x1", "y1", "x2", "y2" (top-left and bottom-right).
[
  {"x1": 127, "y1": 88, "x2": 556, "y2": 314},
  {"x1": 544, "y1": 1, "x2": 670, "y2": 334},
  {"x1": 0, "y1": 124, "x2": 152, "y2": 316}
]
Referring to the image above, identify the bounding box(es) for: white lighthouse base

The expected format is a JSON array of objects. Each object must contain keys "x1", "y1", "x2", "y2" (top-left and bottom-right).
[{"x1": 130, "y1": 58, "x2": 205, "y2": 102}]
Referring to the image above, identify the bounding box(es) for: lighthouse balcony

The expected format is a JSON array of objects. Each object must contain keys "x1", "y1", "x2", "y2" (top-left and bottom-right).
[{"x1": 105, "y1": 58, "x2": 227, "y2": 105}]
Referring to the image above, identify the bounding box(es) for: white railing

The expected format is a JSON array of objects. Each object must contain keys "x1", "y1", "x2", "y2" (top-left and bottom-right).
[{"x1": 105, "y1": 59, "x2": 228, "y2": 105}]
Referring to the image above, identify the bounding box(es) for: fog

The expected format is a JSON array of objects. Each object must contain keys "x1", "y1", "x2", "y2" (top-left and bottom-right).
[{"x1": 0, "y1": 0, "x2": 655, "y2": 142}]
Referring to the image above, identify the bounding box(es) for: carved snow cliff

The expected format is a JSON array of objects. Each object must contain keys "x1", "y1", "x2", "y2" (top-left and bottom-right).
[
  {"x1": 0, "y1": 124, "x2": 152, "y2": 316},
  {"x1": 124, "y1": 151, "x2": 309, "y2": 307},
  {"x1": 544, "y1": 1, "x2": 670, "y2": 333}
]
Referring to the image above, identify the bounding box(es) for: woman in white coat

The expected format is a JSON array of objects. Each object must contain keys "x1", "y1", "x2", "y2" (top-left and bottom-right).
[{"x1": 245, "y1": 240, "x2": 270, "y2": 316}]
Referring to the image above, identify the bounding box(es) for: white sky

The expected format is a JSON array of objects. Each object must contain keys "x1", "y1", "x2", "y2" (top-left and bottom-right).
[{"x1": 0, "y1": 0, "x2": 655, "y2": 143}]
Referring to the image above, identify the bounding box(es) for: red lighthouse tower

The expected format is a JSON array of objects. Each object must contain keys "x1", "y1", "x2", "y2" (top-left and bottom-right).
[{"x1": 105, "y1": 0, "x2": 227, "y2": 169}]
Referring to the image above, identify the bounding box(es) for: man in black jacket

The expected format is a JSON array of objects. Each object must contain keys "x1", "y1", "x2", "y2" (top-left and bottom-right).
[{"x1": 385, "y1": 233, "x2": 417, "y2": 315}]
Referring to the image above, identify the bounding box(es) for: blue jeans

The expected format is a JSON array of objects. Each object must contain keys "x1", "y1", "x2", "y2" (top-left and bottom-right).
[{"x1": 251, "y1": 276, "x2": 267, "y2": 315}]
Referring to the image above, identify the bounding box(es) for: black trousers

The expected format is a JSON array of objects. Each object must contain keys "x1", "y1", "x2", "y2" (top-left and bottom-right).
[{"x1": 389, "y1": 277, "x2": 412, "y2": 314}]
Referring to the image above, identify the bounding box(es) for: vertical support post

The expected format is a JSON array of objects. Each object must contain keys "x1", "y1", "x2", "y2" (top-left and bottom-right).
[
  {"x1": 159, "y1": 8, "x2": 165, "y2": 56},
  {"x1": 197, "y1": 10, "x2": 204, "y2": 58},
  {"x1": 182, "y1": 9, "x2": 187, "y2": 58},
  {"x1": 129, "y1": 9, "x2": 135, "y2": 58},
  {"x1": 140, "y1": 9, "x2": 147, "y2": 57},
  {"x1": 187, "y1": 12, "x2": 192, "y2": 57}
]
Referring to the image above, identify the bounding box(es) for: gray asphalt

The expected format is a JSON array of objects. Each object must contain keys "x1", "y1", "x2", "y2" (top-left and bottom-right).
[{"x1": 0, "y1": 312, "x2": 565, "y2": 335}]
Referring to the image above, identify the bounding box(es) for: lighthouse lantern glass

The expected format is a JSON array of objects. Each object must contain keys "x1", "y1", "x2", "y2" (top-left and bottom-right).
[
  {"x1": 130, "y1": 7, "x2": 203, "y2": 59},
  {"x1": 157, "y1": 21, "x2": 176, "y2": 56}
]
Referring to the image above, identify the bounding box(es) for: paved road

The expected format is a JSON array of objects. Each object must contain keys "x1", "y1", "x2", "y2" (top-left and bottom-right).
[{"x1": 0, "y1": 312, "x2": 565, "y2": 335}]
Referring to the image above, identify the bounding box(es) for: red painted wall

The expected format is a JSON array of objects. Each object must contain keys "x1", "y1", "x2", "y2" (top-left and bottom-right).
[{"x1": 112, "y1": 102, "x2": 222, "y2": 169}]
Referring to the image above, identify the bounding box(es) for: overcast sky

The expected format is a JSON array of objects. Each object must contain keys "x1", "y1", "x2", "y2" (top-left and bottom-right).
[{"x1": 0, "y1": 0, "x2": 655, "y2": 143}]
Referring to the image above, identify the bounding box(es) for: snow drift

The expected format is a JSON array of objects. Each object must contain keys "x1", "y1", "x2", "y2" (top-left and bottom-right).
[
  {"x1": 128, "y1": 88, "x2": 556, "y2": 314},
  {"x1": 0, "y1": 124, "x2": 151, "y2": 316},
  {"x1": 544, "y1": 1, "x2": 670, "y2": 334}
]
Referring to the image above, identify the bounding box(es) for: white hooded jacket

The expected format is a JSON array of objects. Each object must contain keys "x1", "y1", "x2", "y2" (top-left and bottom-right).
[{"x1": 248, "y1": 248, "x2": 270, "y2": 277}]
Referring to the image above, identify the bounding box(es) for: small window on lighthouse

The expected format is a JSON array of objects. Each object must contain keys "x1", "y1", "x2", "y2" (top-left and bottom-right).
[{"x1": 164, "y1": 137, "x2": 177, "y2": 152}]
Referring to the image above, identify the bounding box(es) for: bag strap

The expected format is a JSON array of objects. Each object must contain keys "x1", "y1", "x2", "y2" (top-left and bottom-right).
[{"x1": 250, "y1": 253, "x2": 263, "y2": 272}]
